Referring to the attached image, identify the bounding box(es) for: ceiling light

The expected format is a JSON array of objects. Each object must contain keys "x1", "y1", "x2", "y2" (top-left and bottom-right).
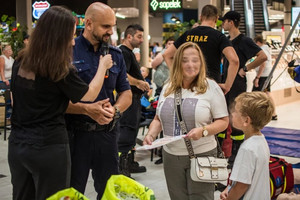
[
  {"x1": 171, "y1": 14, "x2": 177, "y2": 21},
  {"x1": 175, "y1": 18, "x2": 181, "y2": 24}
]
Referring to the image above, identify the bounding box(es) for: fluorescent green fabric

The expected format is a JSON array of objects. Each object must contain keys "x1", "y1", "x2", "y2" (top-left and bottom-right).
[
  {"x1": 47, "y1": 187, "x2": 89, "y2": 200},
  {"x1": 101, "y1": 175, "x2": 155, "y2": 200}
]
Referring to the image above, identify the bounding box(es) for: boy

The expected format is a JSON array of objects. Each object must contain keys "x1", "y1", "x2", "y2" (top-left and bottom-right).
[{"x1": 220, "y1": 92, "x2": 274, "y2": 200}]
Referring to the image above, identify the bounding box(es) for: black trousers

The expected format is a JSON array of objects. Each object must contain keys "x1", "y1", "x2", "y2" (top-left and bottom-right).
[
  {"x1": 8, "y1": 142, "x2": 71, "y2": 200},
  {"x1": 118, "y1": 94, "x2": 141, "y2": 153},
  {"x1": 69, "y1": 124, "x2": 119, "y2": 200}
]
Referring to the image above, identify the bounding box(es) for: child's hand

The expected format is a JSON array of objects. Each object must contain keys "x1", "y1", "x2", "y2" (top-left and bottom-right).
[
  {"x1": 99, "y1": 55, "x2": 113, "y2": 70},
  {"x1": 219, "y1": 187, "x2": 229, "y2": 200}
]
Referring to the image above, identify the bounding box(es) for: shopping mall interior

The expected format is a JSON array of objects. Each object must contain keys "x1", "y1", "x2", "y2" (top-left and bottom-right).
[{"x1": 1, "y1": 0, "x2": 300, "y2": 199}]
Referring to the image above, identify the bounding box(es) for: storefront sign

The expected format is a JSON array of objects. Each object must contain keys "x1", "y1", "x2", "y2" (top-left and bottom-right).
[
  {"x1": 150, "y1": 0, "x2": 181, "y2": 11},
  {"x1": 32, "y1": 1, "x2": 50, "y2": 20}
]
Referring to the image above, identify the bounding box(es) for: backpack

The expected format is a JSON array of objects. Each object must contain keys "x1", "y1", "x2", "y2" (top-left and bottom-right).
[{"x1": 269, "y1": 156, "x2": 294, "y2": 199}]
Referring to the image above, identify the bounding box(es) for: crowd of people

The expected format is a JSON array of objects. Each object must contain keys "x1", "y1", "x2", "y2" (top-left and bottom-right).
[{"x1": 2, "y1": 2, "x2": 298, "y2": 200}]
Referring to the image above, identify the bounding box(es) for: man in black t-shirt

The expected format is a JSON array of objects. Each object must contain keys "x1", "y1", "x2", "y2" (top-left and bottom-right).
[
  {"x1": 118, "y1": 24, "x2": 150, "y2": 177},
  {"x1": 164, "y1": 5, "x2": 239, "y2": 94},
  {"x1": 220, "y1": 11, "x2": 267, "y2": 168}
]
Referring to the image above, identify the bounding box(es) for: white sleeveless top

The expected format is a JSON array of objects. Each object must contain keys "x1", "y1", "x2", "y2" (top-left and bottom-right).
[{"x1": 0, "y1": 55, "x2": 14, "y2": 80}]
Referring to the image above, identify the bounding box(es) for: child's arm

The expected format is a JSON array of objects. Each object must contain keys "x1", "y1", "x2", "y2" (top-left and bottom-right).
[
  {"x1": 226, "y1": 182, "x2": 249, "y2": 200},
  {"x1": 220, "y1": 186, "x2": 229, "y2": 200}
]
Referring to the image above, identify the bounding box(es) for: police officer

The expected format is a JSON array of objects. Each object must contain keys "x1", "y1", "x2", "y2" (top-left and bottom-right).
[{"x1": 65, "y1": 3, "x2": 132, "y2": 199}]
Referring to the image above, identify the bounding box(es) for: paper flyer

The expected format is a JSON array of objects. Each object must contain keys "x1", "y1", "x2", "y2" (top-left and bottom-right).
[{"x1": 136, "y1": 135, "x2": 185, "y2": 151}]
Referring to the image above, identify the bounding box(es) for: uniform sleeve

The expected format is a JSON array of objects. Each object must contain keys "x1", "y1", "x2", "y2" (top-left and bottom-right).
[
  {"x1": 57, "y1": 68, "x2": 89, "y2": 103},
  {"x1": 116, "y1": 55, "x2": 131, "y2": 93},
  {"x1": 241, "y1": 37, "x2": 262, "y2": 60},
  {"x1": 209, "y1": 80, "x2": 228, "y2": 119},
  {"x1": 230, "y1": 147, "x2": 256, "y2": 185},
  {"x1": 174, "y1": 31, "x2": 187, "y2": 49}
]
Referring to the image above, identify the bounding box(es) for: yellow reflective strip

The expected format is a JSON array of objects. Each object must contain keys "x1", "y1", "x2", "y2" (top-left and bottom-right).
[
  {"x1": 282, "y1": 166, "x2": 287, "y2": 193},
  {"x1": 270, "y1": 177, "x2": 274, "y2": 197},
  {"x1": 217, "y1": 133, "x2": 226, "y2": 138},
  {"x1": 230, "y1": 135, "x2": 245, "y2": 140}
]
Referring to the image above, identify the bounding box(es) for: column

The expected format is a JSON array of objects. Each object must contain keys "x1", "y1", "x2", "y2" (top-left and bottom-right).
[
  {"x1": 283, "y1": 0, "x2": 291, "y2": 41},
  {"x1": 138, "y1": 0, "x2": 150, "y2": 68},
  {"x1": 16, "y1": 0, "x2": 32, "y2": 34}
]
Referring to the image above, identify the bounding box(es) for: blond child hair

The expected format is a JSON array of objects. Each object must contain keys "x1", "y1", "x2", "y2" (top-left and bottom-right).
[{"x1": 234, "y1": 91, "x2": 275, "y2": 131}]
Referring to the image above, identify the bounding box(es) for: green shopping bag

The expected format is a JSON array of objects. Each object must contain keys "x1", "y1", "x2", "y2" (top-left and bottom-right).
[
  {"x1": 47, "y1": 187, "x2": 89, "y2": 200},
  {"x1": 101, "y1": 175, "x2": 155, "y2": 200}
]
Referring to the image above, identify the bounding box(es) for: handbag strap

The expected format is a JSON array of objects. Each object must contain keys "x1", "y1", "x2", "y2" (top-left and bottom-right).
[
  {"x1": 174, "y1": 88, "x2": 195, "y2": 159},
  {"x1": 174, "y1": 88, "x2": 225, "y2": 159}
]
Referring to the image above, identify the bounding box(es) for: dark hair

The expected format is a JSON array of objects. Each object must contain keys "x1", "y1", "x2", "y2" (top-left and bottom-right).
[
  {"x1": 165, "y1": 37, "x2": 175, "y2": 44},
  {"x1": 18, "y1": 6, "x2": 75, "y2": 82},
  {"x1": 124, "y1": 24, "x2": 144, "y2": 38},
  {"x1": 254, "y1": 35, "x2": 264, "y2": 44},
  {"x1": 201, "y1": 5, "x2": 218, "y2": 21}
]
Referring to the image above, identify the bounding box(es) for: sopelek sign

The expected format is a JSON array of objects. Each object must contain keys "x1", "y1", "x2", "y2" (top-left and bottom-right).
[{"x1": 150, "y1": 0, "x2": 181, "y2": 11}]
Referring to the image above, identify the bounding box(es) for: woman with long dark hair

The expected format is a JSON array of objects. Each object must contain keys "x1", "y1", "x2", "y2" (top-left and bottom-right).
[{"x1": 8, "y1": 6, "x2": 112, "y2": 200}]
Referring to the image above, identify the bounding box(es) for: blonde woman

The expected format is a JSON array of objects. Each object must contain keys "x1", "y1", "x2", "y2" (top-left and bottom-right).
[
  {"x1": 0, "y1": 44, "x2": 14, "y2": 88},
  {"x1": 143, "y1": 42, "x2": 229, "y2": 199}
]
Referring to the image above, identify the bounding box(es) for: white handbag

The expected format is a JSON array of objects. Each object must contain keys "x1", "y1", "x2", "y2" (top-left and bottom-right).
[
  {"x1": 190, "y1": 156, "x2": 228, "y2": 182},
  {"x1": 174, "y1": 89, "x2": 229, "y2": 183}
]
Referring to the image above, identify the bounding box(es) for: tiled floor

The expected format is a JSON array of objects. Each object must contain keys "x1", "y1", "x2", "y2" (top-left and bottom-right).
[{"x1": 1, "y1": 100, "x2": 300, "y2": 200}]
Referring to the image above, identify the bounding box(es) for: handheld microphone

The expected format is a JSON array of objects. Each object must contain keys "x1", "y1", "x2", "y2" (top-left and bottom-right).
[{"x1": 101, "y1": 42, "x2": 109, "y2": 78}]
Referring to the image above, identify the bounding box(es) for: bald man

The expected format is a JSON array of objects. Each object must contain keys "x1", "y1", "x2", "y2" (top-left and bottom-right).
[{"x1": 65, "y1": 2, "x2": 132, "y2": 199}]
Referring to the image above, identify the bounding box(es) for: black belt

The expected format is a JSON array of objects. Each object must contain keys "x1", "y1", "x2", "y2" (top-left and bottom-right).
[{"x1": 72, "y1": 121, "x2": 109, "y2": 132}]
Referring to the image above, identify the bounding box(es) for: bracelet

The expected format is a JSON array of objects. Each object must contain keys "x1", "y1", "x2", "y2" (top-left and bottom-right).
[{"x1": 146, "y1": 134, "x2": 155, "y2": 140}]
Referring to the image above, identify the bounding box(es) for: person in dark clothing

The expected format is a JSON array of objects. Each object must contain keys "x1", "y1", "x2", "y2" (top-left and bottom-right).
[
  {"x1": 164, "y1": 4, "x2": 239, "y2": 95},
  {"x1": 8, "y1": 6, "x2": 113, "y2": 200},
  {"x1": 220, "y1": 10, "x2": 267, "y2": 168},
  {"x1": 118, "y1": 24, "x2": 150, "y2": 177},
  {"x1": 65, "y1": 3, "x2": 132, "y2": 199}
]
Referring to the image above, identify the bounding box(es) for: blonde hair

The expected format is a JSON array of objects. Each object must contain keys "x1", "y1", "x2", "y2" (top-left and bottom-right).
[
  {"x1": 164, "y1": 42, "x2": 207, "y2": 97},
  {"x1": 234, "y1": 92, "x2": 275, "y2": 131}
]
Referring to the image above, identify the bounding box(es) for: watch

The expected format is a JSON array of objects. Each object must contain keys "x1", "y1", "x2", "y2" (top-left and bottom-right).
[
  {"x1": 202, "y1": 126, "x2": 208, "y2": 137},
  {"x1": 113, "y1": 105, "x2": 122, "y2": 119},
  {"x1": 243, "y1": 66, "x2": 248, "y2": 72}
]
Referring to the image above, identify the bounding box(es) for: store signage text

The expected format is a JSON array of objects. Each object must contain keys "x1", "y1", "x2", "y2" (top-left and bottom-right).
[
  {"x1": 150, "y1": 0, "x2": 181, "y2": 11},
  {"x1": 32, "y1": 1, "x2": 50, "y2": 20}
]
